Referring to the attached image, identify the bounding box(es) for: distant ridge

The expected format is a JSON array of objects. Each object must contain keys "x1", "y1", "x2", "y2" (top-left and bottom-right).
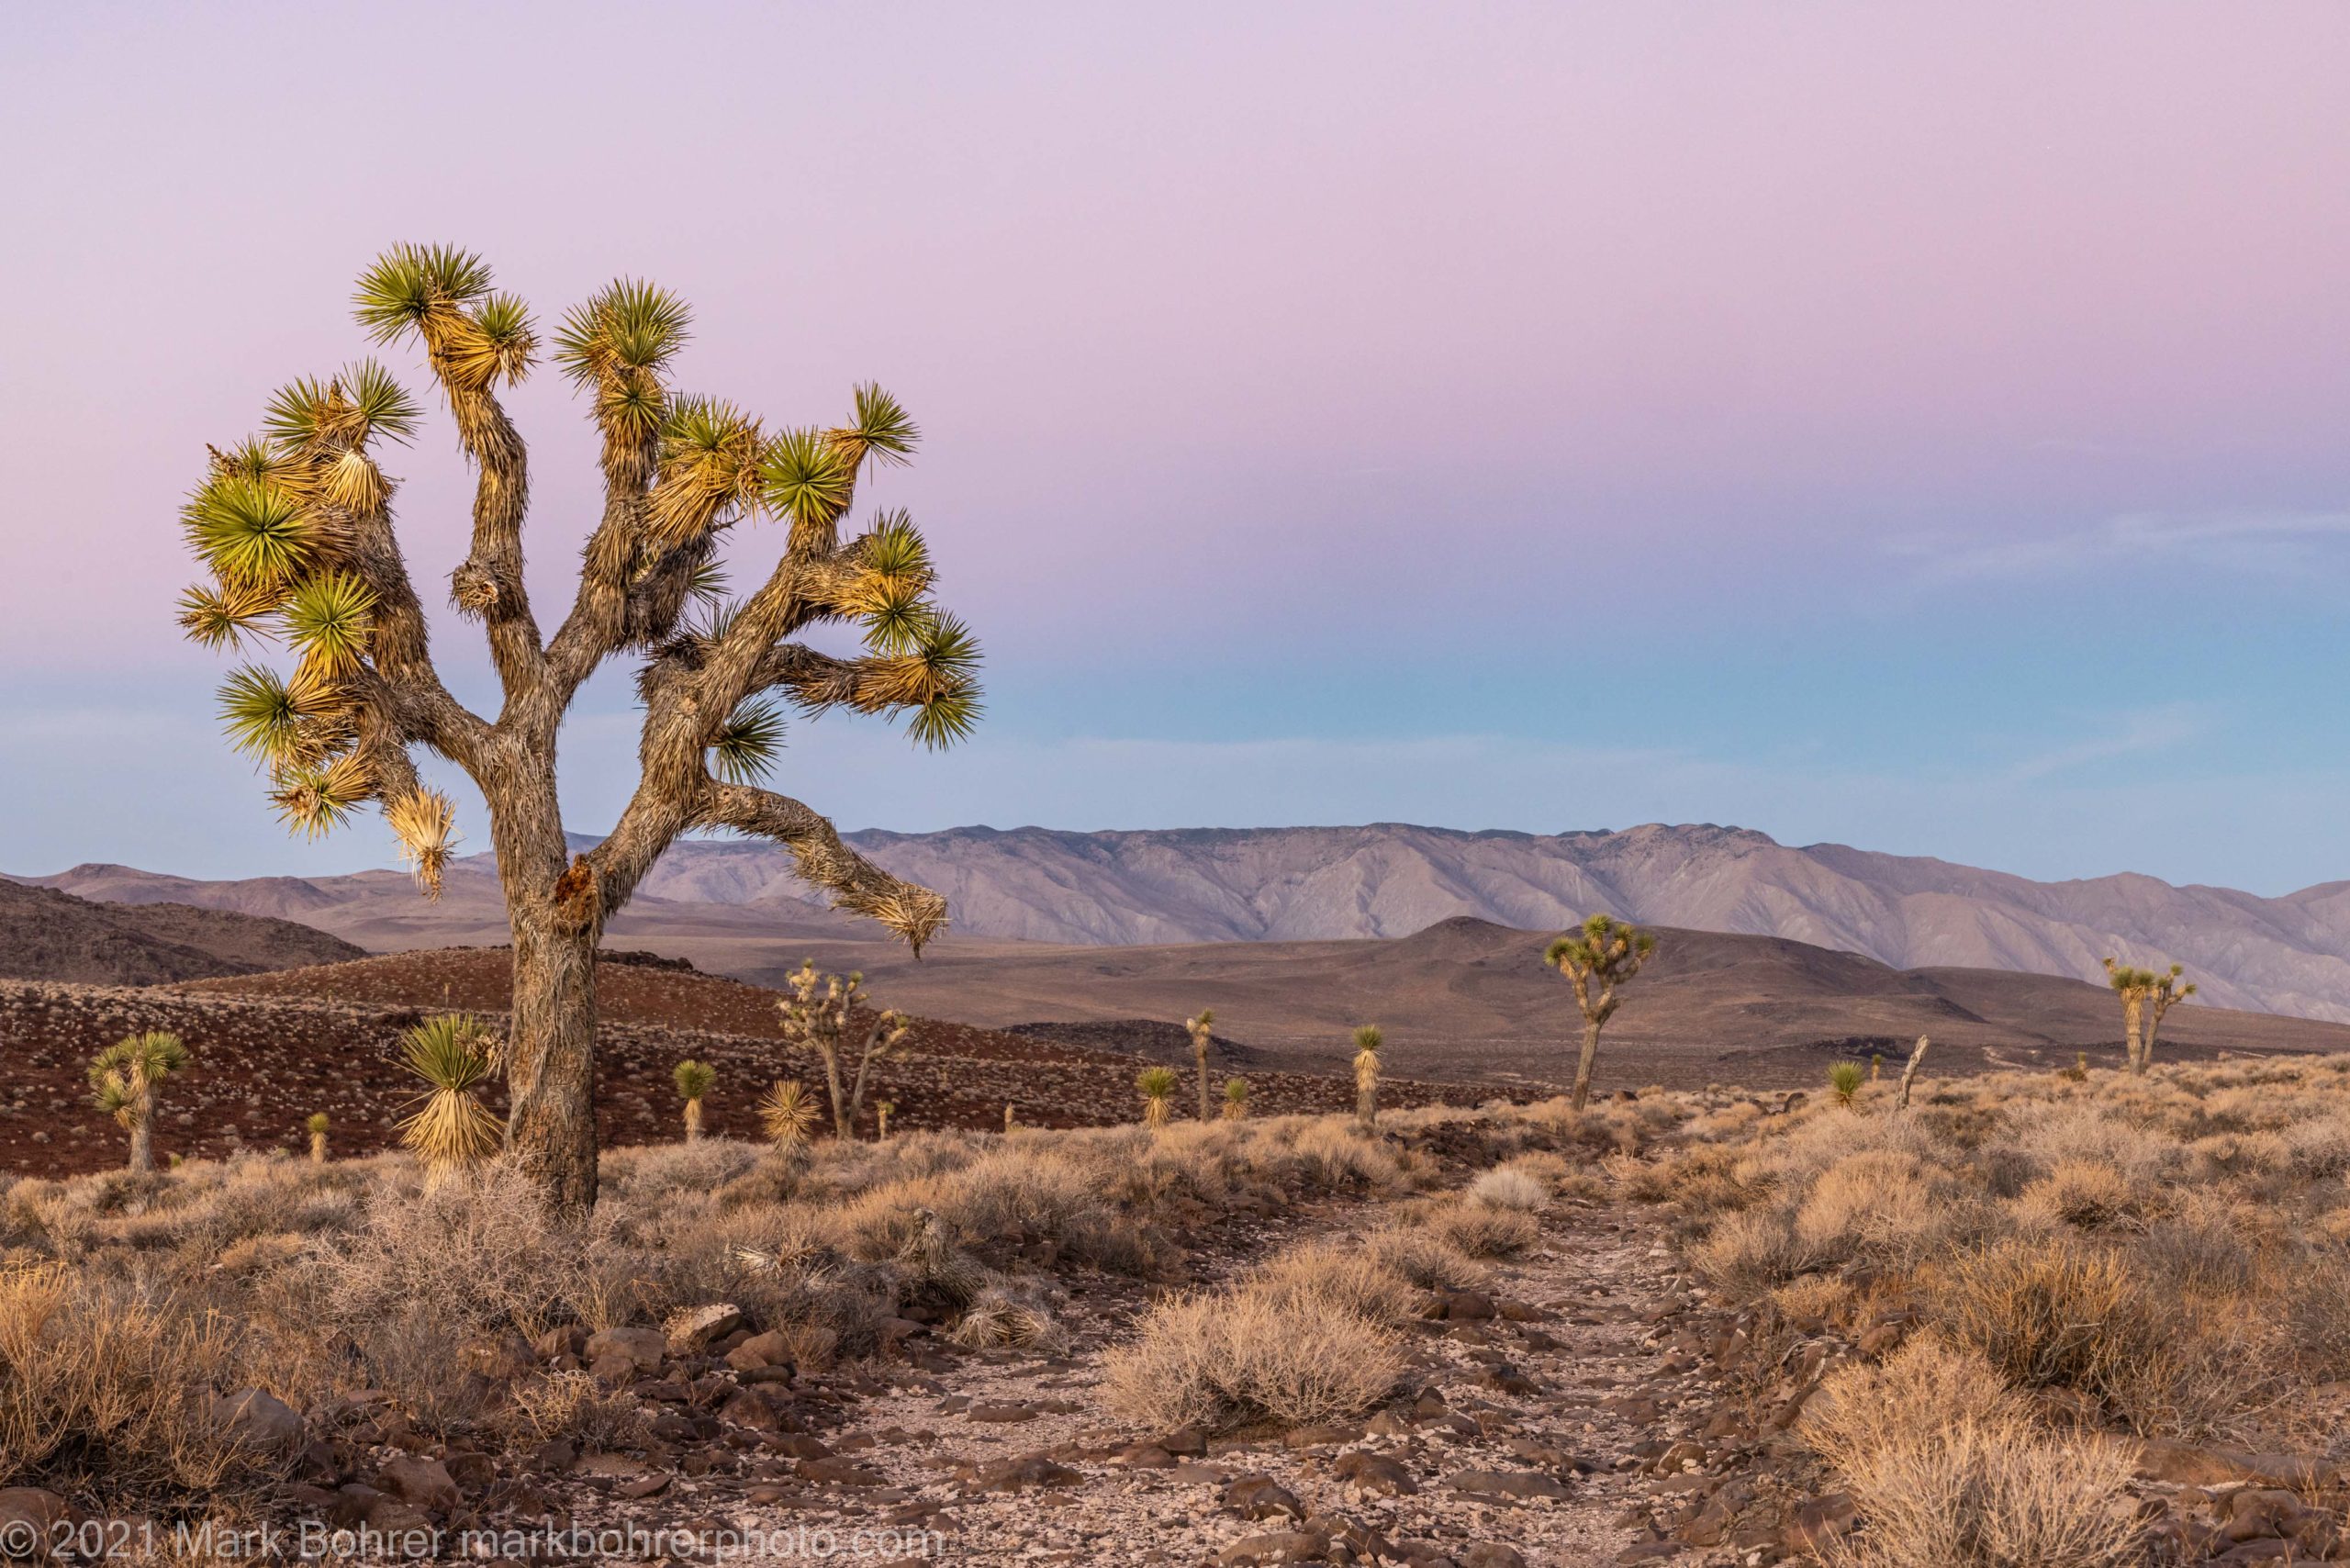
[
  {"x1": 0, "y1": 877, "x2": 366, "y2": 985},
  {"x1": 20, "y1": 821, "x2": 2350, "y2": 1023}
]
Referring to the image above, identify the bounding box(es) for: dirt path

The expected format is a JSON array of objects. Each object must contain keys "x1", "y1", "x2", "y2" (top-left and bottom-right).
[{"x1": 540, "y1": 1192, "x2": 1758, "y2": 1566}]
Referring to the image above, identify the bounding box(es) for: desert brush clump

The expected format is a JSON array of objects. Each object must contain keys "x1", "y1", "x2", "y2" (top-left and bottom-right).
[
  {"x1": 778, "y1": 963, "x2": 907, "y2": 1139},
  {"x1": 672, "y1": 1059, "x2": 715, "y2": 1142},
  {"x1": 395, "y1": 1014, "x2": 502, "y2": 1181},
  {"x1": 1545, "y1": 913, "x2": 1657, "y2": 1111},
  {"x1": 758, "y1": 1079, "x2": 822, "y2": 1154},
  {"x1": 177, "y1": 247, "x2": 985, "y2": 1212},
  {"x1": 1828, "y1": 1058, "x2": 1867, "y2": 1107},
  {"x1": 87, "y1": 1031, "x2": 191, "y2": 1174},
  {"x1": 1223, "y1": 1077, "x2": 1249, "y2": 1119}
]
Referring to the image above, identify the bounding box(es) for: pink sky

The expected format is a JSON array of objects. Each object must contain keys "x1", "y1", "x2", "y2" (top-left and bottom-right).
[{"x1": 4, "y1": 4, "x2": 2349, "y2": 890}]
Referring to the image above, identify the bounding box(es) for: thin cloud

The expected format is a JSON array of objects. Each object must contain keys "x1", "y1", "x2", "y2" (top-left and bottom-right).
[
  {"x1": 1888, "y1": 510, "x2": 2350, "y2": 587},
  {"x1": 2000, "y1": 703, "x2": 2208, "y2": 784}
]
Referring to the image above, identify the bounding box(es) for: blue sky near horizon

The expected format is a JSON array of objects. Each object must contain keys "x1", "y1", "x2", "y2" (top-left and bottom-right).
[{"x1": 4, "y1": 4, "x2": 2349, "y2": 897}]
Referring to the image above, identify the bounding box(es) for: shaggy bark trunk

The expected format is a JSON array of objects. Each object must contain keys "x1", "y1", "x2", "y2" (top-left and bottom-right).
[
  {"x1": 1197, "y1": 1043, "x2": 1212, "y2": 1123},
  {"x1": 126, "y1": 1109, "x2": 152, "y2": 1175},
  {"x1": 1897, "y1": 1034, "x2": 1930, "y2": 1109},
  {"x1": 684, "y1": 1101, "x2": 703, "y2": 1143},
  {"x1": 818, "y1": 1045, "x2": 851, "y2": 1139},
  {"x1": 2124, "y1": 997, "x2": 2146, "y2": 1075},
  {"x1": 504, "y1": 909, "x2": 600, "y2": 1215},
  {"x1": 1357, "y1": 1071, "x2": 1378, "y2": 1130},
  {"x1": 1570, "y1": 1017, "x2": 1604, "y2": 1112}
]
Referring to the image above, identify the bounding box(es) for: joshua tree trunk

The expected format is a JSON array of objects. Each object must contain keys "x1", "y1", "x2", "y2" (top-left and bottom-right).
[
  {"x1": 1196, "y1": 1038, "x2": 1212, "y2": 1123},
  {"x1": 1571, "y1": 1017, "x2": 1604, "y2": 1113},
  {"x1": 683, "y1": 1100, "x2": 703, "y2": 1142},
  {"x1": 502, "y1": 898, "x2": 602, "y2": 1212},
  {"x1": 1897, "y1": 1034, "x2": 1930, "y2": 1110},
  {"x1": 126, "y1": 1105, "x2": 153, "y2": 1175},
  {"x1": 2121, "y1": 993, "x2": 2145, "y2": 1075}
]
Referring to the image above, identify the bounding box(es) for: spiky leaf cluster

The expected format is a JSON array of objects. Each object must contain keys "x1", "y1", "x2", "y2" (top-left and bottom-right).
[
  {"x1": 397, "y1": 1014, "x2": 502, "y2": 1171},
  {"x1": 760, "y1": 1079, "x2": 821, "y2": 1148},
  {"x1": 88, "y1": 1032, "x2": 190, "y2": 1128},
  {"x1": 674, "y1": 1059, "x2": 716, "y2": 1102}
]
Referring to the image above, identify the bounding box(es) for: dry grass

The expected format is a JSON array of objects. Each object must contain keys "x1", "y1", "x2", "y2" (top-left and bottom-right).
[{"x1": 1098, "y1": 1282, "x2": 1404, "y2": 1432}]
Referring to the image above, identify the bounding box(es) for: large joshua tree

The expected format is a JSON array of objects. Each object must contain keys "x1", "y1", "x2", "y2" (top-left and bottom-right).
[
  {"x1": 2104, "y1": 958, "x2": 2194, "y2": 1075},
  {"x1": 1545, "y1": 914, "x2": 1658, "y2": 1112},
  {"x1": 175, "y1": 248, "x2": 980, "y2": 1213}
]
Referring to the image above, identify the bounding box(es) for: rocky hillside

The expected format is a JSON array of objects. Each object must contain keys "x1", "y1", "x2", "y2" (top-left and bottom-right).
[
  {"x1": 25, "y1": 821, "x2": 2350, "y2": 1021},
  {"x1": 0, "y1": 877, "x2": 364, "y2": 984}
]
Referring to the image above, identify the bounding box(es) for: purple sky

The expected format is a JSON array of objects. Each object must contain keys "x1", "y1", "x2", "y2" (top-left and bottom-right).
[{"x1": 5, "y1": 4, "x2": 2350, "y2": 892}]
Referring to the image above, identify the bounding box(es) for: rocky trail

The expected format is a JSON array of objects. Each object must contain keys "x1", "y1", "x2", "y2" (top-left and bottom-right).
[{"x1": 270, "y1": 1189, "x2": 1823, "y2": 1567}]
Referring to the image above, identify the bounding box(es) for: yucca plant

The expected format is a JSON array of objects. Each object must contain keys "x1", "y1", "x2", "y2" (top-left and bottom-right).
[
  {"x1": 1223, "y1": 1077, "x2": 1249, "y2": 1120},
  {"x1": 760, "y1": 1080, "x2": 821, "y2": 1153},
  {"x1": 1870, "y1": 1052, "x2": 1883, "y2": 1081},
  {"x1": 1545, "y1": 914, "x2": 1659, "y2": 1111},
  {"x1": 306, "y1": 1111, "x2": 330, "y2": 1164},
  {"x1": 673, "y1": 1059, "x2": 715, "y2": 1142},
  {"x1": 1828, "y1": 1059, "x2": 1866, "y2": 1108},
  {"x1": 1351, "y1": 1025, "x2": 1384, "y2": 1129},
  {"x1": 88, "y1": 1031, "x2": 190, "y2": 1174},
  {"x1": 777, "y1": 962, "x2": 907, "y2": 1140},
  {"x1": 397, "y1": 1014, "x2": 502, "y2": 1182},
  {"x1": 1003, "y1": 1103, "x2": 1016, "y2": 1135},
  {"x1": 1136, "y1": 1066, "x2": 1180, "y2": 1130},
  {"x1": 1185, "y1": 1009, "x2": 1216, "y2": 1121},
  {"x1": 175, "y1": 249, "x2": 986, "y2": 1214},
  {"x1": 875, "y1": 1099, "x2": 897, "y2": 1139}
]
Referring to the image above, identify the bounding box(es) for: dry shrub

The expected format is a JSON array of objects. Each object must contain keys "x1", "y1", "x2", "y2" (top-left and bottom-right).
[
  {"x1": 1248, "y1": 1242, "x2": 1417, "y2": 1325},
  {"x1": 1804, "y1": 1335, "x2": 2138, "y2": 1568},
  {"x1": 506, "y1": 1369, "x2": 648, "y2": 1450},
  {"x1": 1694, "y1": 1208, "x2": 1819, "y2": 1293},
  {"x1": 311, "y1": 1161, "x2": 582, "y2": 1336},
  {"x1": 1292, "y1": 1123, "x2": 1404, "y2": 1190},
  {"x1": 1361, "y1": 1227, "x2": 1489, "y2": 1293},
  {"x1": 1465, "y1": 1164, "x2": 1549, "y2": 1212},
  {"x1": 947, "y1": 1283, "x2": 1069, "y2": 1355},
  {"x1": 1420, "y1": 1200, "x2": 1539, "y2": 1258},
  {"x1": 2013, "y1": 1159, "x2": 2134, "y2": 1230},
  {"x1": 1769, "y1": 1274, "x2": 1855, "y2": 1326},
  {"x1": 0, "y1": 1265, "x2": 258, "y2": 1496},
  {"x1": 1934, "y1": 1239, "x2": 2222, "y2": 1433},
  {"x1": 2132, "y1": 1190, "x2": 2262, "y2": 1298},
  {"x1": 1999, "y1": 1103, "x2": 2177, "y2": 1190},
  {"x1": 1795, "y1": 1151, "x2": 1966, "y2": 1268},
  {"x1": 1099, "y1": 1289, "x2": 1402, "y2": 1432}
]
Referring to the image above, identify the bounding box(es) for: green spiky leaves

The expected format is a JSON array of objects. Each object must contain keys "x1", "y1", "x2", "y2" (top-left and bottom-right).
[
  {"x1": 866, "y1": 612, "x2": 984, "y2": 749},
  {"x1": 838, "y1": 383, "x2": 919, "y2": 468},
  {"x1": 185, "y1": 476, "x2": 319, "y2": 588},
  {"x1": 282, "y1": 571, "x2": 376, "y2": 681},
  {"x1": 650, "y1": 397, "x2": 765, "y2": 544},
  {"x1": 177, "y1": 580, "x2": 285, "y2": 651},
  {"x1": 263, "y1": 362, "x2": 421, "y2": 453},
  {"x1": 757, "y1": 427, "x2": 854, "y2": 533},
  {"x1": 397, "y1": 1014, "x2": 503, "y2": 1172},
  {"x1": 710, "y1": 697, "x2": 788, "y2": 784},
  {"x1": 352, "y1": 244, "x2": 493, "y2": 345},
  {"x1": 270, "y1": 753, "x2": 372, "y2": 839},
  {"x1": 555, "y1": 278, "x2": 691, "y2": 386},
  {"x1": 674, "y1": 1059, "x2": 716, "y2": 1102}
]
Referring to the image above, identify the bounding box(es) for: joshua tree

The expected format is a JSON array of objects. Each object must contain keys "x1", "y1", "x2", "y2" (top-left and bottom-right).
[
  {"x1": 1545, "y1": 914, "x2": 1659, "y2": 1111},
  {"x1": 778, "y1": 962, "x2": 908, "y2": 1139},
  {"x1": 174, "y1": 249, "x2": 981, "y2": 1214},
  {"x1": 1003, "y1": 1103, "x2": 1016, "y2": 1135},
  {"x1": 88, "y1": 1031, "x2": 190, "y2": 1174},
  {"x1": 397, "y1": 1014, "x2": 502, "y2": 1182},
  {"x1": 1223, "y1": 1078, "x2": 1249, "y2": 1120},
  {"x1": 1137, "y1": 1066, "x2": 1180, "y2": 1130},
  {"x1": 1828, "y1": 1060, "x2": 1865, "y2": 1108},
  {"x1": 1351, "y1": 1025, "x2": 1384, "y2": 1129},
  {"x1": 759, "y1": 1080, "x2": 821, "y2": 1153},
  {"x1": 2141, "y1": 964, "x2": 2197, "y2": 1074},
  {"x1": 1897, "y1": 1035, "x2": 1930, "y2": 1110},
  {"x1": 1869, "y1": 1053, "x2": 1883, "y2": 1081},
  {"x1": 673, "y1": 1059, "x2": 715, "y2": 1143},
  {"x1": 306, "y1": 1111, "x2": 330, "y2": 1164},
  {"x1": 1185, "y1": 1009, "x2": 1216, "y2": 1121},
  {"x1": 876, "y1": 1099, "x2": 897, "y2": 1139}
]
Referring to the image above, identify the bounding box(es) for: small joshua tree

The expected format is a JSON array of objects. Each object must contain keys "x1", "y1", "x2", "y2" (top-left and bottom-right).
[
  {"x1": 1828, "y1": 1059, "x2": 1865, "y2": 1108},
  {"x1": 1136, "y1": 1066, "x2": 1180, "y2": 1130},
  {"x1": 778, "y1": 961, "x2": 909, "y2": 1140},
  {"x1": 1870, "y1": 1052, "x2": 1883, "y2": 1081},
  {"x1": 306, "y1": 1111, "x2": 330, "y2": 1164},
  {"x1": 760, "y1": 1079, "x2": 821, "y2": 1154},
  {"x1": 1223, "y1": 1077, "x2": 1249, "y2": 1120},
  {"x1": 397, "y1": 1015, "x2": 502, "y2": 1182},
  {"x1": 673, "y1": 1058, "x2": 715, "y2": 1143},
  {"x1": 1545, "y1": 914, "x2": 1659, "y2": 1112},
  {"x1": 1185, "y1": 1009, "x2": 1216, "y2": 1121},
  {"x1": 1351, "y1": 1025, "x2": 1384, "y2": 1130},
  {"x1": 88, "y1": 1031, "x2": 190, "y2": 1174},
  {"x1": 876, "y1": 1099, "x2": 897, "y2": 1139},
  {"x1": 2142, "y1": 964, "x2": 2196, "y2": 1074},
  {"x1": 174, "y1": 249, "x2": 982, "y2": 1214},
  {"x1": 1003, "y1": 1103, "x2": 1016, "y2": 1135}
]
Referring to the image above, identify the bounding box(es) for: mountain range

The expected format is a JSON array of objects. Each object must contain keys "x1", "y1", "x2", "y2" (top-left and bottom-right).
[{"x1": 20, "y1": 821, "x2": 2350, "y2": 1022}]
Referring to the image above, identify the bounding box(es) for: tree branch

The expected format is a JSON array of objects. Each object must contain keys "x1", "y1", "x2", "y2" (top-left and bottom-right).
[{"x1": 697, "y1": 779, "x2": 948, "y2": 953}]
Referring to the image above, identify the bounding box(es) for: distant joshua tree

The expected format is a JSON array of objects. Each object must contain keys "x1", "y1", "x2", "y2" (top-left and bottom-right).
[
  {"x1": 778, "y1": 962, "x2": 908, "y2": 1140},
  {"x1": 760, "y1": 1080, "x2": 821, "y2": 1153},
  {"x1": 673, "y1": 1059, "x2": 715, "y2": 1142},
  {"x1": 1351, "y1": 1026, "x2": 1384, "y2": 1130},
  {"x1": 875, "y1": 1099, "x2": 897, "y2": 1139},
  {"x1": 1137, "y1": 1066, "x2": 1181, "y2": 1130},
  {"x1": 1003, "y1": 1103, "x2": 1016, "y2": 1135},
  {"x1": 1223, "y1": 1078, "x2": 1249, "y2": 1120},
  {"x1": 173, "y1": 248, "x2": 981, "y2": 1214},
  {"x1": 1185, "y1": 1009, "x2": 1217, "y2": 1121},
  {"x1": 397, "y1": 1015, "x2": 501, "y2": 1182},
  {"x1": 2103, "y1": 959, "x2": 2195, "y2": 1075},
  {"x1": 88, "y1": 1031, "x2": 190, "y2": 1174},
  {"x1": 307, "y1": 1111, "x2": 331, "y2": 1164},
  {"x1": 1545, "y1": 914, "x2": 1659, "y2": 1112}
]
